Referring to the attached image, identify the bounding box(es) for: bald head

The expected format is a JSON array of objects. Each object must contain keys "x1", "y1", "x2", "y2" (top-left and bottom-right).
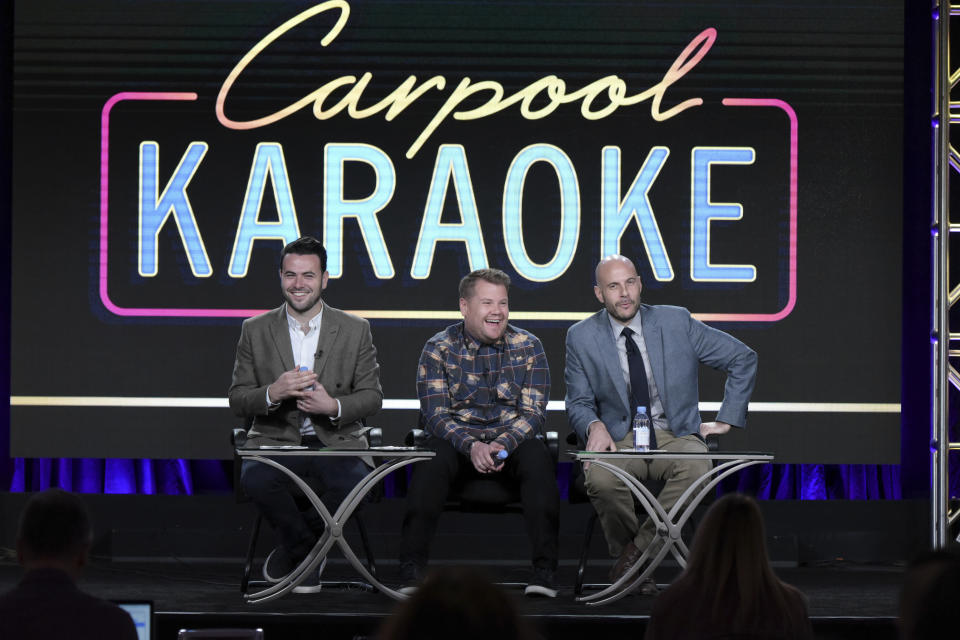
[
  {"x1": 594, "y1": 255, "x2": 642, "y2": 324},
  {"x1": 595, "y1": 255, "x2": 637, "y2": 285}
]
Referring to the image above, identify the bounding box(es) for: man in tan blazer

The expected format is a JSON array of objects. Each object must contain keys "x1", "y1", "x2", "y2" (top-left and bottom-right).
[{"x1": 229, "y1": 236, "x2": 382, "y2": 591}]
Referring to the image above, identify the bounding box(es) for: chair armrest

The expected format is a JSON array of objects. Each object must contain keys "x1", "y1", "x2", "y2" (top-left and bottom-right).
[
  {"x1": 706, "y1": 434, "x2": 719, "y2": 451},
  {"x1": 232, "y1": 428, "x2": 248, "y2": 448},
  {"x1": 546, "y1": 431, "x2": 559, "y2": 463},
  {"x1": 405, "y1": 428, "x2": 428, "y2": 447}
]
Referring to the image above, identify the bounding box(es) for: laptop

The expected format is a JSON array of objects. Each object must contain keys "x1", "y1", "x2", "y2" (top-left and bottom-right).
[{"x1": 113, "y1": 600, "x2": 153, "y2": 640}]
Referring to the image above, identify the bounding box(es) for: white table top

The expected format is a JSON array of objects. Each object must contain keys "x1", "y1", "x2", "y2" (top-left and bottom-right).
[{"x1": 237, "y1": 446, "x2": 435, "y2": 458}]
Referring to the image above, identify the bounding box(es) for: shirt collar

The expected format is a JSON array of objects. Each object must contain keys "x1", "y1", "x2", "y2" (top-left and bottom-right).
[
  {"x1": 607, "y1": 308, "x2": 643, "y2": 338},
  {"x1": 460, "y1": 323, "x2": 507, "y2": 351},
  {"x1": 286, "y1": 304, "x2": 323, "y2": 333}
]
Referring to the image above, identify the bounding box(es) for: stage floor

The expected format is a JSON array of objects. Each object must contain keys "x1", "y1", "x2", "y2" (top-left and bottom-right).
[{"x1": 0, "y1": 556, "x2": 904, "y2": 639}]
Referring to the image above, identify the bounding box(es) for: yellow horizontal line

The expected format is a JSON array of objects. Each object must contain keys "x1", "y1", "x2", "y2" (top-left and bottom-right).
[
  {"x1": 346, "y1": 310, "x2": 593, "y2": 321},
  {"x1": 10, "y1": 397, "x2": 901, "y2": 413},
  {"x1": 700, "y1": 402, "x2": 900, "y2": 413}
]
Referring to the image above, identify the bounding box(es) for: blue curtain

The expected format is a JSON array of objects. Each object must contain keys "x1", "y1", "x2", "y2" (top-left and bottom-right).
[
  {"x1": 716, "y1": 463, "x2": 901, "y2": 499},
  {"x1": 5, "y1": 458, "x2": 901, "y2": 499},
  {"x1": 7, "y1": 458, "x2": 231, "y2": 495}
]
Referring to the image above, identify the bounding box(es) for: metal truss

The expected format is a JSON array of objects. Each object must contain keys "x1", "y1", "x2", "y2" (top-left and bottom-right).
[{"x1": 933, "y1": 2, "x2": 960, "y2": 547}]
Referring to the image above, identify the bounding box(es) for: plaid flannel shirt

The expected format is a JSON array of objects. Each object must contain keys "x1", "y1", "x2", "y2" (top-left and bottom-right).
[{"x1": 417, "y1": 322, "x2": 550, "y2": 455}]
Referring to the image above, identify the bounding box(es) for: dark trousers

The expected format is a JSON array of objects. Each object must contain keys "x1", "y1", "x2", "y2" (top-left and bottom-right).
[
  {"x1": 240, "y1": 451, "x2": 368, "y2": 560},
  {"x1": 399, "y1": 437, "x2": 559, "y2": 572}
]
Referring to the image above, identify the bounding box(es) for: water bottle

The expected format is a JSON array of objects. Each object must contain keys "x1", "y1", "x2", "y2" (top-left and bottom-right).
[
  {"x1": 633, "y1": 406, "x2": 650, "y2": 452},
  {"x1": 299, "y1": 365, "x2": 315, "y2": 390}
]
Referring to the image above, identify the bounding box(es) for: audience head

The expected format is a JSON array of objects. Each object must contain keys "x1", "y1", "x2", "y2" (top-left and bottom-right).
[
  {"x1": 680, "y1": 493, "x2": 806, "y2": 634},
  {"x1": 378, "y1": 567, "x2": 535, "y2": 640},
  {"x1": 16, "y1": 489, "x2": 93, "y2": 576},
  {"x1": 685, "y1": 492, "x2": 772, "y2": 586},
  {"x1": 899, "y1": 549, "x2": 960, "y2": 640}
]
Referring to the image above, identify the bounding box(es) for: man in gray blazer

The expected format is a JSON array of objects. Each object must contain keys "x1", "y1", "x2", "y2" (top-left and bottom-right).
[
  {"x1": 229, "y1": 236, "x2": 382, "y2": 591},
  {"x1": 565, "y1": 255, "x2": 757, "y2": 591}
]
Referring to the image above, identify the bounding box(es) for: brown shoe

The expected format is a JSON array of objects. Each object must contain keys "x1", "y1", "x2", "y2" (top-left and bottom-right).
[
  {"x1": 609, "y1": 541, "x2": 642, "y2": 582},
  {"x1": 638, "y1": 577, "x2": 660, "y2": 596}
]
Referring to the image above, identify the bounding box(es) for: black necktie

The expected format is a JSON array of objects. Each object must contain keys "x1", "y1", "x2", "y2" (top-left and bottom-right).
[{"x1": 621, "y1": 327, "x2": 657, "y2": 448}]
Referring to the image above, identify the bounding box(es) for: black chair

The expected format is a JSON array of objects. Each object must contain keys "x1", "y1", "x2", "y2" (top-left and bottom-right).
[
  {"x1": 233, "y1": 427, "x2": 380, "y2": 596},
  {"x1": 566, "y1": 430, "x2": 718, "y2": 595}
]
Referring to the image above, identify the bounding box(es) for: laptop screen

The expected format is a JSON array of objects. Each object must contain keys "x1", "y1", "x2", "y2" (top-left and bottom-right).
[{"x1": 114, "y1": 601, "x2": 152, "y2": 640}]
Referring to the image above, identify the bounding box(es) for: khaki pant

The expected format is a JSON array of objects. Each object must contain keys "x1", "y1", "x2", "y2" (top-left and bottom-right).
[{"x1": 584, "y1": 429, "x2": 710, "y2": 557}]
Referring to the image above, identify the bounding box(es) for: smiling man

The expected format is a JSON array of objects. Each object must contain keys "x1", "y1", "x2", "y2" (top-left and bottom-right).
[
  {"x1": 565, "y1": 255, "x2": 757, "y2": 595},
  {"x1": 398, "y1": 268, "x2": 559, "y2": 597},
  {"x1": 228, "y1": 236, "x2": 382, "y2": 592}
]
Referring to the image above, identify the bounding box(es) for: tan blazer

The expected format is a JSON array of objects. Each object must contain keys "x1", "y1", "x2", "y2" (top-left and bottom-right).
[{"x1": 228, "y1": 303, "x2": 383, "y2": 447}]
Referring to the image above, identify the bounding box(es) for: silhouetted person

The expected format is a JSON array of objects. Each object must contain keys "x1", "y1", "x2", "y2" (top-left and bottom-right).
[
  {"x1": 899, "y1": 549, "x2": 960, "y2": 639},
  {"x1": 645, "y1": 493, "x2": 812, "y2": 640},
  {"x1": 0, "y1": 489, "x2": 138, "y2": 640},
  {"x1": 377, "y1": 566, "x2": 538, "y2": 640}
]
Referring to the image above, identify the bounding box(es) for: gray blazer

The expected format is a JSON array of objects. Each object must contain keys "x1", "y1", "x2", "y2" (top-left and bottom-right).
[
  {"x1": 228, "y1": 304, "x2": 383, "y2": 447},
  {"x1": 564, "y1": 304, "x2": 757, "y2": 444}
]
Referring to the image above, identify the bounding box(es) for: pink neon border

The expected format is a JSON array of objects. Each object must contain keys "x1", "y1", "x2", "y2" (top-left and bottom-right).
[
  {"x1": 99, "y1": 91, "x2": 266, "y2": 317},
  {"x1": 694, "y1": 98, "x2": 798, "y2": 323},
  {"x1": 100, "y1": 93, "x2": 797, "y2": 321}
]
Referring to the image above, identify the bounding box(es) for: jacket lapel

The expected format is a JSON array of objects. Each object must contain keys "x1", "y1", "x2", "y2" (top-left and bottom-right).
[
  {"x1": 593, "y1": 310, "x2": 632, "y2": 413},
  {"x1": 313, "y1": 305, "x2": 340, "y2": 377},
  {"x1": 269, "y1": 307, "x2": 295, "y2": 371},
  {"x1": 640, "y1": 305, "x2": 667, "y2": 410}
]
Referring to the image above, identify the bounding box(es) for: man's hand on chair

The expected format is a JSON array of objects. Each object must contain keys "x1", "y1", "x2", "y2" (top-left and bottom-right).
[
  {"x1": 699, "y1": 421, "x2": 732, "y2": 438},
  {"x1": 584, "y1": 421, "x2": 617, "y2": 469}
]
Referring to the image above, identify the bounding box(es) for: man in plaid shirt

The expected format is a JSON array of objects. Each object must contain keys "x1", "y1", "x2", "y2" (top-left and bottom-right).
[{"x1": 398, "y1": 268, "x2": 560, "y2": 597}]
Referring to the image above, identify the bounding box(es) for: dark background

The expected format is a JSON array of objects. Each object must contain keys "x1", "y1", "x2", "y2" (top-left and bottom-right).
[{"x1": 8, "y1": 0, "x2": 902, "y2": 463}]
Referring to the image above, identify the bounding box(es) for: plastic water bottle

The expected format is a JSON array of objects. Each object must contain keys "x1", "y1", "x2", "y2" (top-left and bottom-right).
[
  {"x1": 633, "y1": 406, "x2": 650, "y2": 452},
  {"x1": 299, "y1": 365, "x2": 315, "y2": 390}
]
